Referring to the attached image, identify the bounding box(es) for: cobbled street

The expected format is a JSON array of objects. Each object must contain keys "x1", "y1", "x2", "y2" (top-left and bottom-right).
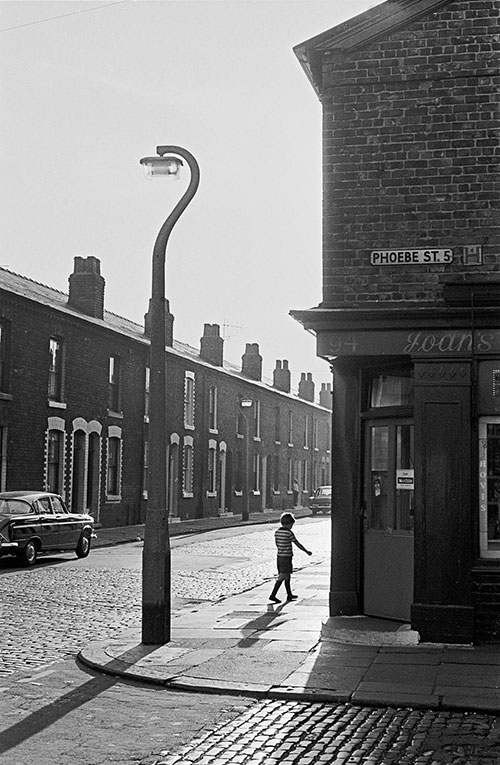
[{"x1": 1, "y1": 519, "x2": 499, "y2": 764}]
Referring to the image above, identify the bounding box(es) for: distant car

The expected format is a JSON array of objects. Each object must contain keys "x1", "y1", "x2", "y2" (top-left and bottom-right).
[
  {"x1": 0, "y1": 491, "x2": 95, "y2": 566},
  {"x1": 309, "y1": 485, "x2": 332, "y2": 515}
]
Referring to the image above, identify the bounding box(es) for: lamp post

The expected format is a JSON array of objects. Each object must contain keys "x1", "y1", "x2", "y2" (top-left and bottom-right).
[
  {"x1": 140, "y1": 145, "x2": 200, "y2": 644},
  {"x1": 239, "y1": 398, "x2": 253, "y2": 522}
]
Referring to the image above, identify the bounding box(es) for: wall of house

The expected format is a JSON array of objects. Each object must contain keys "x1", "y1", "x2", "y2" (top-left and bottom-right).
[{"x1": 320, "y1": 0, "x2": 499, "y2": 306}]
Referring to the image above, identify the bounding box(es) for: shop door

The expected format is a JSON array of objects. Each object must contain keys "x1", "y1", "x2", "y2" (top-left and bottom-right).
[{"x1": 363, "y1": 419, "x2": 414, "y2": 621}]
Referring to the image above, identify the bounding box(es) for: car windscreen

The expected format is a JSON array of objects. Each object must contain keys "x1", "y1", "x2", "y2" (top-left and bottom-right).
[
  {"x1": 0, "y1": 499, "x2": 34, "y2": 515},
  {"x1": 318, "y1": 488, "x2": 332, "y2": 497}
]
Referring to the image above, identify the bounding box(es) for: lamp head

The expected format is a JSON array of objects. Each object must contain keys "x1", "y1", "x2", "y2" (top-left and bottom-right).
[{"x1": 140, "y1": 154, "x2": 184, "y2": 180}]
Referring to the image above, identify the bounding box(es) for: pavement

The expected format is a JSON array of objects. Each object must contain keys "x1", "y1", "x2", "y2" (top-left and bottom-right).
[{"x1": 79, "y1": 511, "x2": 500, "y2": 715}]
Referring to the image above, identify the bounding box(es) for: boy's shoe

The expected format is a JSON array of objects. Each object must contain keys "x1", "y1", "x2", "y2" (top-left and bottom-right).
[
  {"x1": 286, "y1": 595, "x2": 298, "y2": 601},
  {"x1": 269, "y1": 596, "x2": 281, "y2": 603}
]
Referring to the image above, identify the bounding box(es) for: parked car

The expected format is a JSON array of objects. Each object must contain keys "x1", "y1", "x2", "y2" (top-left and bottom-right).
[
  {"x1": 0, "y1": 491, "x2": 95, "y2": 566},
  {"x1": 309, "y1": 485, "x2": 332, "y2": 515}
]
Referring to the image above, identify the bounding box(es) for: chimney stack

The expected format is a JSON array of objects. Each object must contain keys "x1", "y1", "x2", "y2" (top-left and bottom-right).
[
  {"x1": 241, "y1": 343, "x2": 262, "y2": 381},
  {"x1": 273, "y1": 359, "x2": 291, "y2": 393},
  {"x1": 298, "y1": 372, "x2": 315, "y2": 402},
  {"x1": 319, "y1": 382, "x2": 333, "y2": 410},
  {"x1": 68, "y1": 256, "x2": 105, "y2": 319},
  {"x1": 144, "y1": 298, "x2": 174, "y2": 346},
  {"x1": 200, "y1": 323, "x2": 224, "y2": 366}
]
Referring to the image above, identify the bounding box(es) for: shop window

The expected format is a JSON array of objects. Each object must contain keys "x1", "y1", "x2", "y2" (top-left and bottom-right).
[
  {"x1": 479, "y1": 418, "x2": 500, "y2": 558},
  {"x1": 48, "y1": 337, "x2": 64, "y2": 401},
  {"x1": 369, "y1": 369, "x2": 413, "y2": 408}
]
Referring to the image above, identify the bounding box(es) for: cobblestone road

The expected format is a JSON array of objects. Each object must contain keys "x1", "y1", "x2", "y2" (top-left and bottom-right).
[
  {"x1": 142, "y1": 699, "x2": 500, "y2": 765},
  {"x1": 0, "y1": 519, "x2": 329, "y2": 675}
]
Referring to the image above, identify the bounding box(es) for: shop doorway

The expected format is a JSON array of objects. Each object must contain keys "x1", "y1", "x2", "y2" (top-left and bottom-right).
[{"x1": 363, "y1": 419, "x2": 414, "y2": 621}]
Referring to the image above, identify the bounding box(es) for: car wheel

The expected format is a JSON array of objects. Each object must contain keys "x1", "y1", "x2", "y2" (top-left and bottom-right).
[
  {"x1": 18, "y1": 540, "x2": 37, "y2": 566},
  {"x1": 76, "y1": 533, "x2": 91, "y2": 558}
]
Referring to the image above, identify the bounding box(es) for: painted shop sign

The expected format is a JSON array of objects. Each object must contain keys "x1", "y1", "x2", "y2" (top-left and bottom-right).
[
  {"x1": 318, "y1": 329, "x2": 500, "y2": 357},
  {"x1": 370, "y1": 249, "x2": 453, "y2": 265},
  {"x1": 397, "y1": 469, "x2": 414, "y2": 491}
]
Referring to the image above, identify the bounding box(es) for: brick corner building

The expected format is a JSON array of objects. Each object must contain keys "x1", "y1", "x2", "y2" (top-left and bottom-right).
[{"x1": 292, "y1": 0, "x2": 500, "y2": 643}]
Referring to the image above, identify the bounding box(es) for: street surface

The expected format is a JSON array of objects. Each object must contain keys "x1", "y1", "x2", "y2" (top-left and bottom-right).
[{"x1": 0, "y1": 518, "x2": 499, "y2": 764}]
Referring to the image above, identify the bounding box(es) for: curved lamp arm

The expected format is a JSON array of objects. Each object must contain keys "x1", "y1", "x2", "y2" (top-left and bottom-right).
[{"x1": 150, "y1": 145, "x2": 200, "y2": 301}]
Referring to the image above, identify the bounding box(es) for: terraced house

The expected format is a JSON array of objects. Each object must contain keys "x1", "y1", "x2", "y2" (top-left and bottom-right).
[
  {"x1": 292, "y1": 0, "x2": 499, "y2": 643},
  {"x1": 0, "y1": 256, "x2": 332, "y2": 529}
]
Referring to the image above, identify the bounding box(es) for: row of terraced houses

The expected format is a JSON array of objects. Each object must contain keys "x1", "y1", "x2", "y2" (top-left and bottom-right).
[{"x1": 0, "y1": 256, "x2": 332, "y2": 529}]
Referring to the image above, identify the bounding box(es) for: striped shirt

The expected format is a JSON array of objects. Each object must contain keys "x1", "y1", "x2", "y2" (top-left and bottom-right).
[{"x1": 275, "y1": 527, "x2": 296, "y2": 557}]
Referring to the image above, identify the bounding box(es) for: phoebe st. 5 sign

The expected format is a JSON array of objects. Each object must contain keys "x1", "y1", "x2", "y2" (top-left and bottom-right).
[{"x1": 370, "y1": 249, "x2": 453, "y2": 265}]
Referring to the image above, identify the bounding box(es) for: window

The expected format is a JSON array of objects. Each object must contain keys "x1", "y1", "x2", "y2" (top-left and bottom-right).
[
  {"x1": 184, "y1": 372, "x2": 195, "y2": 429},
  {"x1": 252, "y1": 454, "x2": 261, "y2": 493},
  {"x1": 47, "y1": 430, "x2": 64, "y2": 494},
  {"x1": 287, "y1": 458, "x2": 294, "y2": 492},
  {"x1": 106, "y1": 430, "x2": 122, "y2": 498},
  {"x1": 183, "y1": 436, "x2": 194, "y2": 495},
  {"x1": 369, "y1": 369, "x2": 413, "y2": 408},
  {"x1": 253, "y1": 401, "x2": 261, "y2": 440},
  {"x1": 479, "y1": 418, "x2": 500, "y2": 558},
  {"x1": 302, "y1": 459, "x2": 309, "y2": 492},
  {"x1": 144, "y1": 367, "x2": 150, "y2": 421},
  {"x1": 0, "y1": 322, "x2": 10, "y2": 393},
  {"x1": 287, "y1": 411, "x2": 294, "y2": 445},
  {"x1": 313, "y1": 419, "x2": 319, "y2": 450},
  {"x1": 0, "y1": 426, "x2": 7, "y2": 491},
  {"x1": 274, "y1": 407, "x2": 281, "y2": 443},
  {"x1": 108, "y1": 355, "x2": 121, "y2": 412},
  {"x1": 208, "y1": 386, "x2": 218, "y2": 432},
  {"x1": 235, "y1": 450, "x2": 243, "y2": 493},
  {"x1": 48, "y1": 337, "x2": 64, "y2": 401},
  {"x1": 142, "y1": 440, "x2": 149, "y2": 498},
  {"x1": 207, "y1": 440, "x2": 217, "y2": 494},
  {"x1": 304, "y1": 415, "x2": 310, "y2": 449}
]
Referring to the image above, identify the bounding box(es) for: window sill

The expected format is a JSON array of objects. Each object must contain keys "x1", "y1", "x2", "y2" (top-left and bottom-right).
[
  {"x1": 143, "y1": 415, "x2": 149, "y2": 423},
  {"x1": 184, "y1": 424, "x2": 195, "y2": 431},
  {"x1": 206, "y1": 491, "x2": 217, "y2": 498},
  {"x1": 253, "y1": 437, "x2": 261, "y2": 443},
  {"x1": 48, "y1": 400, "x2": 67, "y2": 409},
  {"x1": 288, "y1": 443, "x2": 294, "y2": 448},
  {"x1": 252, "y1": 491, "x2": 261, "y2": 496},
  {"x1": 234, "y1": 490, "x2": 243, "y2": 497},
  {"x1": 303, "y1": 446, "x2": 309, "y2": 451},
  {"x1": 209, "y1": 428, "x2": 218, "y2": 435},
  {"x1": 0, "y1": 392, "x2": 12, "y2": 401},
  {"x1": 236, "y1": 433, "x2": 244, "y2": 439},
  {"x1": 275, "y1": 440, "x2": 281, "y2": 446},
  {"x1": 105, "y1": 494, "x2": 121, "y2": 503},
  {"x1": 182, "y1": 491, "x2": 194, "y2": 498},
  {"x1": 107, "y1": 410, "x2": 123, "y2": 419}
]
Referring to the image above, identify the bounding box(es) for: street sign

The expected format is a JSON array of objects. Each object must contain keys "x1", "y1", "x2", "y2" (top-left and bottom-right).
[{"x1": 370, "y1": 249, "x2": 453, "y2": 265}]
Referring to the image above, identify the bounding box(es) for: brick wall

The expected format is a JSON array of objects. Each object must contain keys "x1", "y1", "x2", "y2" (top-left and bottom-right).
[{"x1": 321, "y1": 0, "x2": 499, "y2": 307}]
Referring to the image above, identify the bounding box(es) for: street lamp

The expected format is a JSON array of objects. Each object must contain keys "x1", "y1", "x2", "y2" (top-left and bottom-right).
[
  {"x1": 140, "y1": 145, "x2": 200, "y2": 644},
  {"x1": 239, "y1": 398, "x2": 253, "y2": 522}
]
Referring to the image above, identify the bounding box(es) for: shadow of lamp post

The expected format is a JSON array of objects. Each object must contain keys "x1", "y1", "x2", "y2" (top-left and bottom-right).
[
  {"x1": 139, "y1": 145, "x2": 200, "y2": 645},
  {"x1": 239, "y1": 398, "x2": 253, "y2": 522}
]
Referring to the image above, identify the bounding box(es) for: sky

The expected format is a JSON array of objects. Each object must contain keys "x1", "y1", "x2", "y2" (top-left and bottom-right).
[{"x1": 0, "y1": 0, "x2": 383, "y2": 393}]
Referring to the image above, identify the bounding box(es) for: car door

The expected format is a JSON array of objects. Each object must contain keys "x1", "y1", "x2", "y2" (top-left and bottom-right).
[
  {"x1": 52, "y1": 495, "x2": 79, "y2": 548},
  {"x1": 36, "y1": 497, "x2": 60, "y2": 550}
]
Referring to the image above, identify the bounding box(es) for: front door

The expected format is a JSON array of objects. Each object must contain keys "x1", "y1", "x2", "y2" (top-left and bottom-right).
[{"x1": 363, "y1": 419, "x2": 414, "y2": 621}]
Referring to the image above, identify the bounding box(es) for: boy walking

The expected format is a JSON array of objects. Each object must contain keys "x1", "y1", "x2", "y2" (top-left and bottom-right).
[{"x1": 269, "y1": 512, "x2": 312, "y2": 603}]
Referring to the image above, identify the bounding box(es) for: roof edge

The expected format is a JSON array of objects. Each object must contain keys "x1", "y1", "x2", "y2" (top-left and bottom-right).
[{"x1": 293, "y1": 0, "x2": 454, "y2": 97}]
